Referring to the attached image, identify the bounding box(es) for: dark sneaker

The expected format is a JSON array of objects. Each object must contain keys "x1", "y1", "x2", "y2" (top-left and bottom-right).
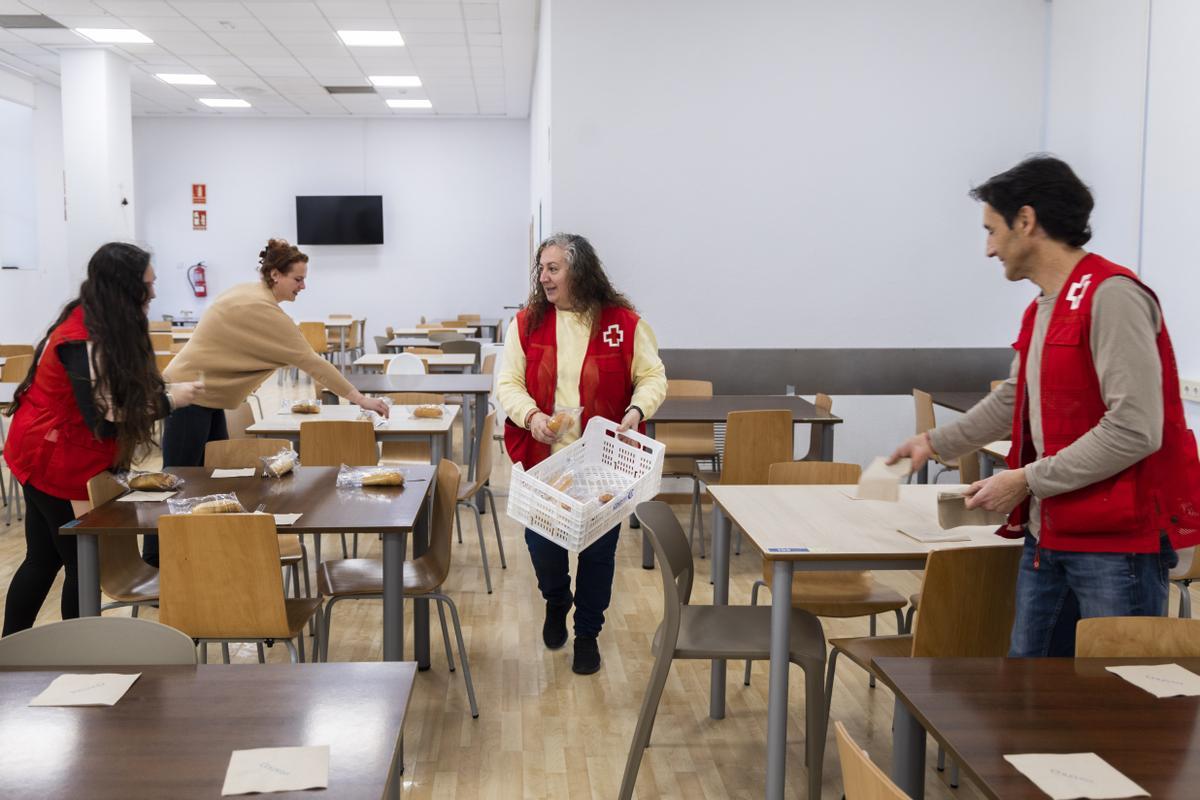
[
  {"x1": 572, "y1": 637, "x2": 601, "y2": 674},
  {"x1": 543, "y1": 601, "x2": 571, "y2": 650}
]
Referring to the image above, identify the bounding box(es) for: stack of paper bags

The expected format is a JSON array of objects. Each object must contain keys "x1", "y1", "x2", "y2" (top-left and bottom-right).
[
  {"x1": 937, "y1": 491, "x2": 1007, "y2": 529},
  {"x1": 856, "y1": 457, "x2": 911, "y2": 502}
]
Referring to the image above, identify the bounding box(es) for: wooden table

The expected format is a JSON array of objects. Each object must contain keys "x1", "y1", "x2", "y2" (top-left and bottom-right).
[
  {"x1": 171, "y1": 330, "x2": 193, "y2": 341},
  {"x1": 386, "y1": 336, "x2": 489, "y2": 351},
  {"x1": 639, "y1": 395, "x2": 844, "y2": 568},
  {"x1": 462, "y1": 317, "x2": 502, "y2": 341},
  {"x1": 390, "y1": 326, "x2": 476, "y2": 337},
  {"x1": 356, "y1": 353, "x2": 476, "y2": 373},
  {"x1": 247, "y1": 403, "x2": 459, "y2": 465},
  {"x1": 874, "y1": 656, "x2": 1200, "y2": 800},
  {"x1": 930, "y1": 391, "x2": 988, "y2": 414},
  {"x1": 0, "y1": 663, "x2": 415, "y2": 799},
  {"x1": 61, "y1": 465, "x2": 436, "y2": 668},
  {"x1": 706, "y1": 484, "x2": 1017, "y2": 800}
]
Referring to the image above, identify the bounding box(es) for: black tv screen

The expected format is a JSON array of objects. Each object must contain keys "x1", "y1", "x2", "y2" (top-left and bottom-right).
[{"x1": 295, "y1": 195, "x2": 384, "y2": 245}]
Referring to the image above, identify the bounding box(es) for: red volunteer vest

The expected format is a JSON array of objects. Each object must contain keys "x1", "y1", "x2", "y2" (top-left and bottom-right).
[
  {"x1": 4, "y1": 306, "x2": 119, "y2": 501},
  {"x1": 1004, "y1": 253, "x2": 1200, "y2": 552},
  {"x1": 504, "y1": 305, "x2": 644, "y2": 468}
]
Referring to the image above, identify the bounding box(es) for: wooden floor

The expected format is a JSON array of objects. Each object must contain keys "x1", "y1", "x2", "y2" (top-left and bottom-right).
[{"x1": 1, "y1": 379, "x2": 1193, "y2": 798}]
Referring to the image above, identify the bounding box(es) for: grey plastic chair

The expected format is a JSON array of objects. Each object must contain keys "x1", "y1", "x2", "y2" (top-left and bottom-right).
[
  {"x1": 619, "y1": 501, "x2": 828, "y2": 800},
  {"x1": 428, "y1": 330, "x2": 467, "y2": 343},
  {"x1": 0, "y1": 617, "x2": 198, "y2": 666},
  {"x1": 374, "y1": 335, "x2": 390, "y2": 354}
]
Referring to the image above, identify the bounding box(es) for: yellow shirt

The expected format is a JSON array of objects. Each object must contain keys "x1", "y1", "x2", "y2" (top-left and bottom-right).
[
  {"x1": 164, "y1": 281, "x2": 356, "y2": 410},
  {"x1": 497, "y1": 310, "x2": 668, "y2": 452}
]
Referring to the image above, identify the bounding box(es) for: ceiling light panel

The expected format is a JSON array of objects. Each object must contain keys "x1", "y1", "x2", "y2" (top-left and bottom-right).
[
  {"x1": 337, "y1": 30, "x2": 404, "y2": 47},
  {"x1": 75, "y1": 28, "x2": 154, "y2": 43},
  {"x1": 387, "y1": 98, "x2": 432, "y2": 109},
  {"x1": 155, "y1": 72, "x2": 215, "y2": 85},
  {"x1": 199, "y1": 97, "x2": 251, "y2": 107}
]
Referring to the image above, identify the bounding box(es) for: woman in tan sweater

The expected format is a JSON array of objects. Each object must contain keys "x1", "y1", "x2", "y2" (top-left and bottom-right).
[{"x1": 148, "y1": 239, "x2": 388, "y2": 564}]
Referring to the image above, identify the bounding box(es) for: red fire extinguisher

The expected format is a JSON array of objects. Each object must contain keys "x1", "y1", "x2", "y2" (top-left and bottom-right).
[{"x1": 187, "y1": 262, "x2": 207, "y2": 298}]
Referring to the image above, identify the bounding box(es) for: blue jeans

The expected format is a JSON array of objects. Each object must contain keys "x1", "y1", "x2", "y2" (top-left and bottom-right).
[
  {"x1": 1008, "y1": 533, "x2": 1177, "y2": 657},
  {"x1": 524, "y1": 525, "x2": 620, "y2": 639}
]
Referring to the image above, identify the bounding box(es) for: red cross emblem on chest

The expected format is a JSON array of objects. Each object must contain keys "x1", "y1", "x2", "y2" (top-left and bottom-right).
[{"x1": 602, "y1": 324, "x2": 624, "y2": 348}]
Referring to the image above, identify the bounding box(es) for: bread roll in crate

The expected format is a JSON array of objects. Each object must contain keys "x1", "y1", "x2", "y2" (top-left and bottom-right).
[{"x1": 507, "y1": 416, "x2": 664, "y2": 552}]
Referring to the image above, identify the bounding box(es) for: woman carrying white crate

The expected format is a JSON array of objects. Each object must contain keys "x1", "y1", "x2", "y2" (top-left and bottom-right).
[{"x1": 498, "y1": 233, "x2": 667, "y2": 675}]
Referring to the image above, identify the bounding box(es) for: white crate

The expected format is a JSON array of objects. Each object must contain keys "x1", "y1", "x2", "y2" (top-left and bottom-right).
[{"x1": 507, "y1": 416, "x2": 666, "y2": 552}]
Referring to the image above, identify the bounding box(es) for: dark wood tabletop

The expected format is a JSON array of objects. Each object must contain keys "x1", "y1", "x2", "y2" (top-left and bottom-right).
[
  {"x1": 650, "y1": 395, "x2": 842, "y2": 425},
  {"x1": 62, "y1": 465, "x2": 435, "y2": 536},
  {"x1": 0, "y1": 663, "x2": 414, "y2": 799},
  {"x1": 346, "y1": 373, "x2": 494, "y2": 395},
  {"x1": 873, "y1": 656, "x2": 1200, "y2": 800},
  {"x1": 929, "y1": 391, "x2": 989, "y2": 414}
]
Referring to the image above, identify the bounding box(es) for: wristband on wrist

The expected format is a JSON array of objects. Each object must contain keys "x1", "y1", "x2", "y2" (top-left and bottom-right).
[
  {"x1": 625, "y1": 405, "x2": 644, "y2": 422},
  {"x1": 524, "y1": 408, "x2": 540, "y2": 428}
]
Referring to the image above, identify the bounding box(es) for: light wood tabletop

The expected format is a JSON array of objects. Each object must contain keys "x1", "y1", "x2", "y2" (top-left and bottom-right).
[
  {"x1": 170, "y1": 330, "x2": 193, "y2": 341},
  {"x1": 390, "y1": 326, "x2": 477, "y2": 336},
  {"x1": 385, "y1": 336, "x2": 489, "y2": 349},
  {"x1": 982, "y1": 440, "x2": 1010, "y2": 460},
  {"x1": 356, "y1": 353, "x2": 476, "y2": 370},
  {"x1": 247, "y1": 402, "x2": 459, "y2": 437},
  {"x1": 0, "y1": 663, "x2": 415, "y2": 799}
]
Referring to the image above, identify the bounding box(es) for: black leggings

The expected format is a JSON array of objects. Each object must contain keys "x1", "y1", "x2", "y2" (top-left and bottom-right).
[
  {"x1": 142, "y1": 404, "x2": 229, "y2": 566},
  {"x1": 2, "y1": 482, "x2": 79, "y2": 636}
]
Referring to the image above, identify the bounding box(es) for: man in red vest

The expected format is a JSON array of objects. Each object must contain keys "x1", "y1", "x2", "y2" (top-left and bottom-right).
[{"x1": 891, "y1": 156, "x2": 1200, "y2": 656}]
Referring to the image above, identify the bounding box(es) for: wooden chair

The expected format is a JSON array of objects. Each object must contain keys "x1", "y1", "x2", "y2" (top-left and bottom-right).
[
  {"x1": 149, "y1": 331, "x2": 173, "y2": 352},
  {"x1": 440, "y1": 339, "x2": 481, "y2": 371},
  {"x1": 834, "y1": 721, "x2": 911, "y2": 800},
  {"x1": 154, "y1": 352, "x2": 174, "y2": 372},
  {"x1": 0, "y1": 353, "x2": 32, "y2": 383},
  {"x1": 694, "y1": 409, "x2": 794, "y2": 557},
  {"x1": 374, "y1": 335, "x2": 390, "y2": 354},
  {"x1": 159, "y1": 512, "x2": 323, "y2": 663},
  {"x1": 203, "y1": 438, "x2": 311, "y2": 601},
  {"x1": 0, "y1": 617, "x2": 196, "y2": 666},
  {"x1": 619, "y1": 501, "x2": 827, "y2": 800},
  {"x1": 800, "y1": 393, "x2": 833, "y2": 461},
  {"x1": 1170, "y1": 547, "x2": 1200, "y2": 617},
  {"x1": 379, "y1": 392, "x2": 445, "y2": 466},
  {"x1": 148, "y1": 320, "x2": 172, "y2": 332},
  {"x1": 744, "y1": 461, "x2": 908, "y2": 688},
  {"x1": 824, "y1": 545, "x2": 1021, "y2": 786},
  {"x1": 224, "y1": 401, "x2": 257, "y2": 439},
  {"x1": 415, "y1": 323, "x2": 440, "y2": 329},
  {"x1": 457, "y1": 314, "x2": 481, "y2": 322},
  {"x1": 87, "y1": 472, "x2": 159, "y2": 617},
  {"x1": 386, "y1": 353, "x2": 426, "y2": 375},
  {"x1": 319, "y1": 460, "x2": 479, "y2": 717},
  {"x1": 481, "y1": 354, "x2": 496, "y2": 375},
  {"x1": 658, "y1": 380, "x2": 718, "y2": 545},
  {"x1": 300, "y1": 420, "x2": 378, "y2": 558},
  {"x1": 439, "y1": 320, "x2": 465, "y2": 328},
  {"x1": 456, "y1": 412, "x2": 506, "y2": 593},
  {"x1": 1076, "y1": 617, "x2": 1200, "y2": 657},
  {"x1": 0, "y1": 344, "x2": 34, "y2": 358},
  {"x1": 405, "y1": 347, "x2": 442, "y2": 355},
  {"x1": 299, "y1": 322, "x2": 331, "y2": 357},
  {"x1": 913, "y1": 389, "x2": 979, "y2": 483}
]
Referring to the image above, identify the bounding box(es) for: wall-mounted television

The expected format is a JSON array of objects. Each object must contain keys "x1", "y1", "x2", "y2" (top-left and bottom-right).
[{"x1": 295, "y1": 195, "x2": 384, "y2": 245}]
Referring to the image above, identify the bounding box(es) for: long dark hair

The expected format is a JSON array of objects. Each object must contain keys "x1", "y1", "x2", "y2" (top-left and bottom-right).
[
  {"x1": 523, "y1": 233, "x2": 635, "y2": 334},
  {"x1": 7, "y1": 242, "x2": 164, "y2": 469}
]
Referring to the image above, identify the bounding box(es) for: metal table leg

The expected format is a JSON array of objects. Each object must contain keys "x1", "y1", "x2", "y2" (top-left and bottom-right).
[
  {"x1": 980, "y1": 450, "x2": 995, "y2": 479},
  {"x1": 412, "y1": 454, "x2": 438, "y2": 671},
  {"x1": 72, "y1": 524, "x2": 101, "y2": 617},
  {"x1": 381, "y1": 530, "x2": 408, "y2": 661},
  {"x1": 891, "y1": 698, "x2": 927, "y2": 799},
  {"x1": 473, "y1": 391, "x2": 488, "y2": 512},
  {"x1": 709, "y1": 504, "x2": 731, "y2": 719},
  {"x1": 641, "y1": 420, "x2": 656, "y2": 568},
  {"x1": 765, "y1": 559, "x2": 794, "y2": 799}
]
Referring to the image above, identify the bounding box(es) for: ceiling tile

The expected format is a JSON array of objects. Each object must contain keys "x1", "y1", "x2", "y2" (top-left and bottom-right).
[
  {"x1": 170, "y1": 2, "x2": 253, "y2": 18},
  {"x1": 256, "y1": 17, "x2": 331, "y2": 31},
  {"x1": 466, "y1": 32, "x2": 498, "y2": 46},
  {"x1": 151, "y1": 31, "x2": 227, "y2": 54},
  {"x1": 115, "y1": 42, "x2": 172, "y2": 59},
  {"x1": 48, "y1": 14, "x2": 124, "y2": 26},
  {"x1": 398, "y1": 32, "x2": 463, "y2": 46},
  {"x1": 190, "y1": 16, "x2": 266, "y2": 32},
  {"x1": 244, "y1": 1, "x2": 321, "y2": 18},
  {"x1": 390, "y1": 3, "x2": 460, "y2": 19},
  {"x1": 324, "y1": 17, "x2": 398, "y2": 31},
  {"x1": 464, "y1": 18, "x2": 497, "y2": 34},
  {"x1": 240, "y1": 55, "x2": 306, "y2": 76},
  {"x1": 96, "y1": 1, "x2": 179, "y2": 15},
  {"x1": 20, "y1": 1, "x2": 106, "y2": 13},
  {"x1": 12, "y1": 28, "x2": 89, "y2": 44},
  {"x1": 209, "y1": 30, "x2": 277, "y2": 47},
  {"x1": 0, "y1": 0, "x2": 35, "y2": 11},
  {"x1": 462, "y1": 3, "x2": 496, "y2": 20},
  {"x1": 315, "y1": 0, "x2": 388, "y2": 15},
  {"x1": 120, "y1": 16, "x2": 199, "y2": 32},
  {"x1": 273, "y1": 30, "x2": 340, "y2": 45},
  {"x1": 265, "y1": 74, "x2": 323, "y2": 92},
  {"x1": 350, "y1": 53, "x2": 415, "y2": 71}
]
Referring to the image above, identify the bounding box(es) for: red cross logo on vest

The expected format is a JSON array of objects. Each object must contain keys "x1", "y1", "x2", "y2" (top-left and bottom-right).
[
  {"x1": 1066, "y1": 273, "x2": 1093, "y2": 310},
  {"x1": 602, "y1": 323, "x2": 624, "y2": 348}
]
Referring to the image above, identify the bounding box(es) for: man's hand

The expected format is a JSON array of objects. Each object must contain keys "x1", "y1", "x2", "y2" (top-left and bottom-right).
[
  {"x1": 888, "y1": 432, "x2": 936, "y2": 471},
  {"x1": 618, "y1": 407, "x2": 642, "y2": 433},
  {"x1": 356, "y1": 394, "x2": 391, "y2": 417},
  {"x1": 529, "y1": 412, "x2": 558, "y2": 445},
  {"x1": 963, "y1": 468, "x2": 1029, "y2": 514}
]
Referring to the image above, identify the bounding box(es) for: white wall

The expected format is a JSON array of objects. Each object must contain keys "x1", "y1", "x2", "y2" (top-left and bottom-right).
[
  {"x1": 134, "y1": 117, "x2": 530, "y2": 341},
  {"x1": 529, "y1": 0, "x2": 552, "y2": 249},
  {"x1": 548, "y1": 0, "x2": 1047, "y2": 350}
]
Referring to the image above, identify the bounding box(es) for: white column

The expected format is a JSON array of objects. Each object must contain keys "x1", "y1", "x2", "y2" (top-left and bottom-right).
[{"x1": 59, "y1": 48, "x2": 135, "y2": 288}]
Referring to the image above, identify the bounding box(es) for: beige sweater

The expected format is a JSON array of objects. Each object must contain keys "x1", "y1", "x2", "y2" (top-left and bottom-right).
[{"x1": 164, "y1": 281, "x2": 356, "y2": 410}]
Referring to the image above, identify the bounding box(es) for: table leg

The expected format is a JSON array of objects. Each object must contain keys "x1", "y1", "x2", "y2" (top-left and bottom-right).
[
  {"x1": 640, "y1": 420, "x2": 655, "y2": 569},
  {"x1": 412, "y1": 473, "x2": 434, "y2": 671},
  {"x1": 891, "y1": 698, "x2": 927, "y2": 799},
  {"x1": 74, "y1": 527, "x2": 101, "y2": 617},
  {"x1": 917, "y1": 463, "x2": 929, "y2": 484},
  {"x1": 980, "y1": 451, "x2": 994, "y2": 479},
  {"x1": 709, "y1": 504, "x2": 731, "y2": 720},
  {"x1": 473, "y1": 392, "x2": 488, "y2": 512},
  {"x1": 382, "y1": 530, "x2": 407, "y2": 661},
  {"x1": 765, "y1": 560, "x2": 794, "y2": 800},
  {"x1": 820, "y1": 424, "x2": 835, "y2": 461}
]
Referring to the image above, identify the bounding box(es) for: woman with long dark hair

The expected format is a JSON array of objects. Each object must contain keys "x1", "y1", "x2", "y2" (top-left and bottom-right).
[
  {"x1": 2, "y1": 242, "x2": 202, "y2": 635},
  {"x1": 497, "y1": 233, "x2": 667, "y2": 674}
]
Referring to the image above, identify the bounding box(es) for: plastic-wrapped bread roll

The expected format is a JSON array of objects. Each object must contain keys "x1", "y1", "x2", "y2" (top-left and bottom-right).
[
  {"x1": 192, "y1": 497, "x2": 244, "y2": 514},
  {"x1": 598, "y1": 492, "x2": 614, "y2": 504},
  {"x1": 129, "y1": 472, "x2": 181, "y2": 491},
  {"x1": 550, "y1": 471, "x2": 575, "y2": 493},
  {"x1": 412, "y1": 405, "x2": 444, "y2": 419},
  {"x1": 547, "y1": 412, "x2": 569, "y2": 433},
  {"x1": 361, "y1": 469, "x2": 405, "y2": 486},
  {"x1": 262, "y1": 450, "x2": 297, "y2": 478},
  {"x1": 291, "y1": 399, "x2": 321, "y2": 414}
]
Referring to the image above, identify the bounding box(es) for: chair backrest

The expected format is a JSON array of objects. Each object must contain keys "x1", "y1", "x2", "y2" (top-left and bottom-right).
[
  {"x1": 416, "y1": 322, "x2": 439, "y2": 329},
  {"x1": 481, "y1": 354, "x2": 496, "y2": 375},
  {"x1": 463, "y1": 411, "x2": 498, "y2": 490},
  {"x1": 768, "y1": 460, "x2": 861, "y2": 485},
  {"x1": 457, "y1": 313, "x2": 481, "y2": 322},
  {"x1": 159, "y1": 513, "x2": 290, "y2": 637},
  {"x1": 299, "y1": 420, "x2": 377, "y2": 466},
  {"x1": 635, "y1": 501, "x2": 697, "y2": 654},
  {"x1": 344, "y1": 319, "x2": 361, "y2": 349},
  {"x1": 910, "y1": 545, "x2": 1022, "y2": 658},
  {"x1": 913, "y1": 389, "x2": 936, "y2": 436},
  {"x1": 154, "y1": 352, "x2": 175, "y2": 372},
  {"x1": 298, "y1": 321, "x2": 327, "y2": 353},
  {"x1": 87, "y1": 471, "x2": 153, "y2": 598},
  {"x1": 428, "y1": 330, "x2": 467, "y2": 343},
  {"x1": 385, "y1": 326, "x2": 395, "y2": 339},
  {"x1": 0, "y1": 353, "x2": 32, "y2": 383},
  {"x1": 419, "y1": 460, "x2": 463, "y2": 586},
  {"x1": 834, "y1": 721, "x2": 911, "y2": 800},
  {"x1": 0, "y1": 617, "x2": 197, "y2": 666},
  {"x1": 384, "y1": 392, "x2": 445, "y2": 405},
  {"x1": 1171, "y1": 546, "x2": 1200, "y2": 581},
  {"x1": 329, "y1": 313, "x2": 353, "y2": 318},
  {"x1": 440, "y1": 340, "x2": 481, "y2": 359},
  {"x1": 802, "y1": 392, "x2": 833, "y2": 460},
  {"x1": 204, "y1": 438, "x2": 293, "y2": 469},
  {"x1": 149, "y1": 331, "x2": 173, "y2": 351},
  {"x1": 721, "y1": 409, "x2": 794, "y2": 485},
  {"x1": 439, "y1": 320, "x2": 464, "y2": 328},
  {"x1": 148, "y1": 320, "x2": 172, "y2": 332},
  {"x1": 1075, "y1": 617, "x2": 1200, "y2": 657},
  {"x1": 656, "y1": 379, "x2": 716, "y2": 458},
  {"x1": 386, "y1": 353, "x2": 427, "y2": 375},
  {"x1": 405, "y1": 347, "x2": 442, "y2": 355},
  {"x1": 374, "y1": 335, "x2": 390, "y2": 354},
  {"x1": 0, "y1": 344, "x2": 35, "y2": 358},
  {"x1": 224, "y1": 401, "x2": 257, "y2": 439}
]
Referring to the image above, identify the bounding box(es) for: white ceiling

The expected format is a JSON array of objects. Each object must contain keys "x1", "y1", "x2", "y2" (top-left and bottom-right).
[{"x1": 0, "y1": 0, "x2": 538, "y2": 117}]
